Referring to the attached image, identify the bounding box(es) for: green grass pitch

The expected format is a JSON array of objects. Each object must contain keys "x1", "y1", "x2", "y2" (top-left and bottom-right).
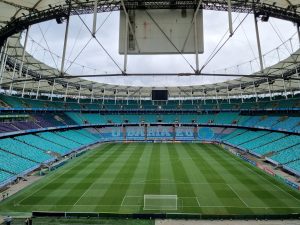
[{"x1": 1, "y1": 142, "x2": 300, "y2": 216}]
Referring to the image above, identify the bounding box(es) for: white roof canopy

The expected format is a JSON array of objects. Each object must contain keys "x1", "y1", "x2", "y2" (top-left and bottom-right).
[{"x1": 0, "y1": 0, "x2": 299, "y2": 99}]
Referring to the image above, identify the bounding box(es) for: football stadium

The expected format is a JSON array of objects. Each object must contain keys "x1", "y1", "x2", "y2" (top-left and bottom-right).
[{"x1": 0, "y1": 0, "x2": 300, "y2": 224}]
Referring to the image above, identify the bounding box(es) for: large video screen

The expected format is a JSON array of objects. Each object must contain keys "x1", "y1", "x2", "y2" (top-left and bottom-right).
[{"x1": 152, "y1": 90, "x2": 168, "y2": 101}]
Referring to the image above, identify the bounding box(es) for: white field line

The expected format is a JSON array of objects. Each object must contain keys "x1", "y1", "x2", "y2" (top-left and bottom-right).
[
  {"x1": 230, "y1": 153, "x2": 300, "y2": 204},
  {"x1": 17, "y1": 157, "x2": 87, "y2": 205},
  {"x1": 121, "y1": 196, "x2": 126, "y2": 206},
  {"x1": 227, "y1": 184, "x2": 249, "y2": 208},
  {"x1": 17, "y1": 204, "x2": 300, "y2": 209},
  {"x1": 73, "y1": 182, "x2": 98, "y2": 206},
  {"x1": 196, "y1": 197, "x2": 201, "y2": 207}
]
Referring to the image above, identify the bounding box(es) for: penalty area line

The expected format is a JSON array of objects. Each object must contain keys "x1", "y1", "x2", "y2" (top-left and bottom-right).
[{"x1": 227, "y1": 184, "x2": 249, "y2": 208}]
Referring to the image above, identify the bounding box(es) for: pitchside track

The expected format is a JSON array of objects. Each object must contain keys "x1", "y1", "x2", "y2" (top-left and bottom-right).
[{"x1": 1, "y1": 143, "x2": 300, "y2": 216}]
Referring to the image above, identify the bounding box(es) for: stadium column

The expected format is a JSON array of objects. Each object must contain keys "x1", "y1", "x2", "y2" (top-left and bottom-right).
[
  {"x1": 281, "y1": 76, "x2": 288, "y2": 99},
  {"x1": 9, "y1": 57, "x2": 18, "y2": 95},
  {"x1": 194, "y1": 126, "x2": 198, "y2": 140},
  {"x1": 215, "y1": 87, "x2": 219, "y2": 105},
  {"x1": 240, "y1": 84, "x2": 244, "y2": 103},
  {"x1": 253, "y1": 10, "x2": 264, "y2": 71},
  {"x1": 173, "y1": 125, "x2": 176, "y2": 142},
  {"x1": 0, "y1": 39, "x2": 8, "y2": 87},
  {"x1": 18, "y1": 27, "x2": 30, "y2": 78},
  {"x1": 123, "y1": 125, "x2": 126, "y2": 141},
  {"x1": 21, "y1": 68, "x2": 29, "y2": 98},
  {"x1": 297, "y1": 23, "x2": 300, "y2": 44},
  {"x1": 92, "y1": 0, "x2": 98, "y2": 37},
  {"x1": 90, "y1": 85, "x2": 94, "y2": 103},
  {"x1": 227, "y1": 0, "x2": 233, "y2": 36},
  {"x1": 64, "y1": 82, "x2": 69, "y2": 102},
  {"x1": 267, "y1": 79, "x2": 272, "y2": 100},
  {"x1": 60, "y1": 3, "x2": 71, "y2": 76},
  {"x1": 50, "y1": 79, "x2": 56, "y2": 101},
  {"x1": 193, "y1": 0, "x2": 203, "y2": 73},
  {"x1": 227, "y1": 85, "x2": 231, "y2": 104},
  {"x1": 123, "y1": 12, "x2": 129, "y2": 72},
  {"x1": 296, "y1": 67, "x2": 300, "y2": 91},
  {"x1": 145, "y1": 124, "x2": 148, "y2": 141},
  {"x1": 36, "y1": 76, "x2": 41, "y2": 99},
  {"x1": 77, "y1": 85, "x2": 81, "y2": 103},
  {"x1": 126, "y1": 91, "x2": 129, "y2": 105},
  {"x1": 253, "y1": 81, "x2": 258, "y2": 102}
]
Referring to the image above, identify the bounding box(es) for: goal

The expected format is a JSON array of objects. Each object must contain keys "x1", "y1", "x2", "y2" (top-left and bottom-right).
[{"x1": 143, "y1": 195, "x2": 178, "y2": 210}]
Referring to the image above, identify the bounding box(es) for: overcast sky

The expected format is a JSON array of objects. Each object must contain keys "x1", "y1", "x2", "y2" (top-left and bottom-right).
[{"x1": 23, "y1": 10, "x2": 299, "y2": 87}]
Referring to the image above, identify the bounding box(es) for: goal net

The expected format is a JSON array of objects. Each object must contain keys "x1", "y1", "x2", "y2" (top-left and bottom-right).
[{"x1": 143, "y1": 195, "x2": 178, "y2": 210}]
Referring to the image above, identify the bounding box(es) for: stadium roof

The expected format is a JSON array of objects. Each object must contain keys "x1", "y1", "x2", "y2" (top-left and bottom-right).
[{"x1": 0, "y1": 0, "x2": 299, "y2": 99}]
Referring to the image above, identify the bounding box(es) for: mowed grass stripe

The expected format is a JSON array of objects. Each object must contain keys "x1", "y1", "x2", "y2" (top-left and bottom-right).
[
  {"x1": 119, "y1": 144, "x2": 153, "y2": 213},
  {"x1": 204, "y1": 144, "x2": 288, "y2": 208},
  {"x1": 71, "y1": 143, "x2": 137, "y2": 211},
  {"x1": 160, "y1": 144, "x2": 177, "y2": 197},
  {"x1": 183, "y1": 143, "x2": 243, "y2": 215},
  {"x1": 28, "y1": 143, "x2": 126, "y2": 209},
  {"x1": 176, "y1": 144, "x2": 231, "y2": 215},
  {"x1": 206, "y1": 144, "x2": 300, "y2": 214},
  {"x1": 1, "y1": 143, "x2": 300, "y2": 216},
  {"x1": 193, "y1": 144, "x2": 256, "y2": 215},
  {"x1": 167, "y1": 144, "x2": 200, "y2": 211},
  {"x1": 143, "y1": 144, "x2": 160, "y2": 195},
  {"x1": 19, "y1": 143, "x2": 115, "y2": 206},
  {"x1": 93, "y1": 143, "x2": 145, "y2": 212}
]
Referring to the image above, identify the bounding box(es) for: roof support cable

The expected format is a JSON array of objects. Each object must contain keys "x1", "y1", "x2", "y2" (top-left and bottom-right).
[
  {"x1": 200, "y1": 12, "x2": 251, "y2": 73},
  {"x1": 239, "y1": 17, "x2": 260, "y2": 70},
  {"x1": 199, "y1": 14, "x2": 240, "y2": 74},
  {"x1": 37, "y1": 24, "x2": 59, "y2": 71},
  {"x1": 72, "y1": 7, "x2": 124, "y2": 74},
  {"x1": 64, "y1": 11, "x2": 113, "y2": 74},
  {"x1": 67, "y1": 15, "x2": 86, "y2": 63},
  {"x1": 144, "y1": 10, "x2": 196, "y2": 73},
  {"x1": 269, "y1": 20, "x2": 293, "y2": 60}
]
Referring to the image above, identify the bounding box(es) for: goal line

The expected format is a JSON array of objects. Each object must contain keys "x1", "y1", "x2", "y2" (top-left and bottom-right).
[{"x1": 143, "y1": 194, "x2": 178, "y2": 210}]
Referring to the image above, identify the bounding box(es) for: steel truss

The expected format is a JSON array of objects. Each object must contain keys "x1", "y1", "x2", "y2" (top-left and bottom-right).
[{"x1": 0, "y1": 0, "x2": 299, "y2": 46}]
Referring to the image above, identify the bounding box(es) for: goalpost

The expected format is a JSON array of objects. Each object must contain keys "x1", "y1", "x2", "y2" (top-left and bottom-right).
[{"x1": 143, "y1": 195, "x2": 178, "y2": 210}]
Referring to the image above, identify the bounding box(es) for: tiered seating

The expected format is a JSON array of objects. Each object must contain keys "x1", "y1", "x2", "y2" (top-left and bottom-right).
[
  {"x1": 105, "y1": 114, "x2": 123, "y2": 123},
  {"x1": 272, "y1": 117, "x2": 300, "y2": 131},
  {"x1": 58, "y1": 130, "x2": 97, "y2": 145},
  {"x1": 239, "y1": 132, "x2": 285, "y2": 150},
  {"x1": 222, "y1": 129, "x2": 245, "y2": 141},
  {"x1": 0, "y1": 171, "x2": 14, "y2": 184},
  {"x1": 123, "y1": 114, "x2": 141, "y2": 123},
  {"x1": 240, "y1": 116, "x2": 261, "y2": 127},
  {"x1": 12, "y1": 121, "x2": 40, "y2": 130},
  {"x1": 285, "y1": 160, "x2": 300, "y2": 174},
  {"x1": 38, "y1": 132, "x2": 81, "y2": 149},
  {"x1": 270, "y1": 144, "x2": 300, "y2": 164},
  {"x1": 143, "y1": 114, "x2": 157, "y2": 123},
  {"x1": 0, "y1": 151, "x2": 37, "y2": 174},
  {"x1": 255, "y1": 116, "x2": 279, "y2": 128},
  {"x1": 213, "y1": 112, "x2": 239, "y2": 124},
  {"x1": 250, "y1": 135, "x2": 300, "y2": 156},
  {"x1": 225, "y1": 130, "x2": 269, "y2": 146},
  {"x1": 76, "y1": 129, "x2": 99, "y2": 141},
  {"x1": 0, "y1": 138, "x2": 53, "y2": 163},
  {"x1": 0, "y1": 123, "x2": 18, "y2": 133},
  {"x1": 17, "y1": 134, "x2": 69, "y2": 156},
  {"x1": 34, "y1": 114, "x2": 64, "y2": 127},
  {"x1": 197, "y1": 114, "x2": 214, "y2": 124},
  {"x1": 65, "y1": 112, "x2": 85, "y2": 124},
  {"x1": 180, "y1": 114, "x2": 197, "y2": 123}
]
